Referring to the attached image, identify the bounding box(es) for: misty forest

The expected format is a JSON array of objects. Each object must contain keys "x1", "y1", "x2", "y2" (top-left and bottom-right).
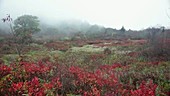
[{"x1": 0, "y1": 0, "x2": 170, "y2": 96}]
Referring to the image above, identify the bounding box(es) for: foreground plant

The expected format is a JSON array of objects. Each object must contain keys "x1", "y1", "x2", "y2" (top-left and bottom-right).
[{"x1": 0, "y1": 61, "x2": 169, "y2": 95}]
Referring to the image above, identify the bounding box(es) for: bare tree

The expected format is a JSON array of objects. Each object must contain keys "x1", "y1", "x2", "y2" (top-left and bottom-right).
[{"x1": 2, "y1": 14, "x2": 21, "y2": 56}]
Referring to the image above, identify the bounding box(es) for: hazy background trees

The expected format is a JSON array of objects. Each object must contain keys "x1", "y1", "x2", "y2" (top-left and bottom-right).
[
  {"x1": 14, "y1": 15, "x2": 40, "y2": 44},
  {"x1": 1, "y1": 14, "x2": 41, "y2": 56}
]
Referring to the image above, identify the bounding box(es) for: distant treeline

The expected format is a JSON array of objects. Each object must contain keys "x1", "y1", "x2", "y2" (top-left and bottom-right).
[{"x1": 0, "y1": 20, "x2": 169, "y2": 41}]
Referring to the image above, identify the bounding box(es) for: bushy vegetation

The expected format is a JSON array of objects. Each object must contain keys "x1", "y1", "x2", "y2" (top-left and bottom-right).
[
  {"x1": 0, "y1": 39, "x2": 170, "y2": 96},
  {"x1": 0, "y1": 61, "x2": 169, "y2": 96},
  {"x1": 0, "y1": 15, "x2": 170, "y2": 96}
]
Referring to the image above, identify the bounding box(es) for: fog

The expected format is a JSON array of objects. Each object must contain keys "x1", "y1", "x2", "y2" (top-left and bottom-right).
[{"x1": 0, "y1": 0, "x2": 170, "y2": 30}]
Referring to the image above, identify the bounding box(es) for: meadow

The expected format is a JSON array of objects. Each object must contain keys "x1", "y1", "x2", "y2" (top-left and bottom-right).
[{"x1": 0, "y1": 38, "x2": 170, "y2": 96}]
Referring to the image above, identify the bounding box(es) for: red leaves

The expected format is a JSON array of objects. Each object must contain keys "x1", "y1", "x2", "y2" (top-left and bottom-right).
[
  {"x1": 12, "y1": 82, "x2": 23, "y2": 91},
  {"x1": 0, "y1": 62, "x2": 161, "y2": 95},
  {"x1": 0, "y1": 65, "x2": 11, "y2": 72},
  {"x1": 20, "y1": 62, "x2": 50, "y2": 74},
  {"x1": 10, "y1": 77, "x2": 44, "y2": 95},
  {"x1": 69, "y1": 65, "x2": 121, "y2": 95},
  {"x1": 99, "y1": 63, "x2": 122, "y2": 70},
  {"x1": 31, "y1": 77, "x2": 39, "y2": 86},
  {"x1": 43, "y1": 83, "x2": 53, "y2": 89},
  {"x1": 27, "y1": 77, "x2": 45, "y2": 96},
  {"x1": 130, "y1": 80, "x2": 157, "y2": 96},
  {"x1": 0, "y1": 65, "x2": 11, "y2": 78},
  {"x1": 51, "y1": 77, "x2": 62, "y2": 89}
]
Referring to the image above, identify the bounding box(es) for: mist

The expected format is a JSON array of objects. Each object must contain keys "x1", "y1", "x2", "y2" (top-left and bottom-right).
[
  {"x1": 1, "y1": 1, "x2": 170, "y2": 95},
  {"x1": 0, "y1": 0, "x2": 169, "y2": 30}
]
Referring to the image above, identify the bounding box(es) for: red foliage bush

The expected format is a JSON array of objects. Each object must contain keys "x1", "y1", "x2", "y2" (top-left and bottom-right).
[
  {"x1": 0, "y1": 62, "x2": 161, "y2": 96},
  {"x1": 0, "y1": 65, "x2": 11, "y2": 78},
  {"x1": 130, "y1": 80, "x2": 157, "y2": 96}
]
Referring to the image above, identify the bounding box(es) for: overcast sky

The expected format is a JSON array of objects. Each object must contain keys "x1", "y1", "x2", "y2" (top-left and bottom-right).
[{"x1": 0, "y1": 0, "x2": 170, "y2": 30}]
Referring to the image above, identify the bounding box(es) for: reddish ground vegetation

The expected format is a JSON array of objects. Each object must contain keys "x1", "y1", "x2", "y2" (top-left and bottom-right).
[{"x1": 0, "y1": 61, "x2": 166, "y2": 96}]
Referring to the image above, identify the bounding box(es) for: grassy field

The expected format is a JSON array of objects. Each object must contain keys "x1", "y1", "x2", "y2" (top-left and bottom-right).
[{"x1": 0, "y1": 39, "x2": 170, "y2": 96}]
